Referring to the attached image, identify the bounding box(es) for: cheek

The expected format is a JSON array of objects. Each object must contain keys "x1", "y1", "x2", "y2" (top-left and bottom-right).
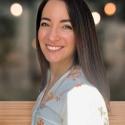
[
  {"x1": 64, "y1": 34, "x2": 76, "y2": 48},
  {"x1": 38, "y1": 29, "x2": 47, "y2": 42}
]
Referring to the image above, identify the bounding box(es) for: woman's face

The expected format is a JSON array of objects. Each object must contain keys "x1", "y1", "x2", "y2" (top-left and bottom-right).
[{"x1": 38, "y1": 0, "x2": 76, "y2": 65}]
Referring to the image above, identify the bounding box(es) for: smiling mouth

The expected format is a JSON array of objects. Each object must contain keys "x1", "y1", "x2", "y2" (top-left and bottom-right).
[{"x1": 46, "y1": 44, "x2": 64, "y2": 51}]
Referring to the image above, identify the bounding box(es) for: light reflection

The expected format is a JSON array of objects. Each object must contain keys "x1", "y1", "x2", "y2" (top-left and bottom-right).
[
  {"x1": 92, "y1": 11, "x2": 101, "y2": 25},
  {"x1": 10, "y1": 3, "x2": 23, "y2": 17},
  {"x1": 104, "y1": 2, "x2": 117, "y2": 16}
]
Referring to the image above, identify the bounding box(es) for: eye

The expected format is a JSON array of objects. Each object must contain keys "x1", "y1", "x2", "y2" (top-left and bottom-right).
[
  {"x1": 40, "y1": 22, "x2": 49, "y2": 27},
  {"x1": 62, "y1": 24, "x2": 73, "y2": 30}
]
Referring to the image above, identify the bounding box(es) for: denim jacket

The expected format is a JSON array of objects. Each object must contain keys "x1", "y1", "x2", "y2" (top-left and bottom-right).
[{"x1": 32, "y1": 66, "x2": 109, "y2": 125}]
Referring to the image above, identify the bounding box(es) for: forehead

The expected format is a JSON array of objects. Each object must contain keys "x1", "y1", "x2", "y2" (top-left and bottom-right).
[{"x1": 41, "y1": 0, "x2": 70, "y2": 19}]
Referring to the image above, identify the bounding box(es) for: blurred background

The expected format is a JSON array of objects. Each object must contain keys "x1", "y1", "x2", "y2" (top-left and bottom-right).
[{"x1": 0, "y1": 0, "x2": 125, "y2": 101}]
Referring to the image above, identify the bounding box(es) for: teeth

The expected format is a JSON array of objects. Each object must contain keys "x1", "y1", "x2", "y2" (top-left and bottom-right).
[{"x1": 47, "y1": 45, "x2": 62, "y2": 51}]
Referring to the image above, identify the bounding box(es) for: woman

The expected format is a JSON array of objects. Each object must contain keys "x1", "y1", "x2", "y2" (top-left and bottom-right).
[{"x1": 32, "y1": 0, "x2": 110, "y2": 125}]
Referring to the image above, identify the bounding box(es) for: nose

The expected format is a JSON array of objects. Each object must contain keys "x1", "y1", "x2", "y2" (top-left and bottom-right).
[{"x1": 48, "y1": 27, "x2": 60, "y2": 42}]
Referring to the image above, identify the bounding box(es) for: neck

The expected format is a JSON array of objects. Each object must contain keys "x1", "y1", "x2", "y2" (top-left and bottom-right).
[{"x1": 49, "y1": 60, "x2": 74, "y2": 84}]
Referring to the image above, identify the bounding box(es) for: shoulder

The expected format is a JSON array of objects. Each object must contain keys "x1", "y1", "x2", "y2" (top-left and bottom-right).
[
  {"x1": 66, "y1": 66, "x2": 106, "y2": 105},
  {"x1": 68, "y1": 84, "x2": 105, "y2": 106},
  {"x1": 66, "y1": 84, "x2": 109, "y2": 125},
  {"x1": 57, "y1": 66, "x2": 101, "y2": 100}
]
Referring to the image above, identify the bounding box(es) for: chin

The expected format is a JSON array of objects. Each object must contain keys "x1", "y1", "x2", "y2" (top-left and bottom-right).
[{"x1": 46, "y1": 57, "x2": 61, "y2": 64}]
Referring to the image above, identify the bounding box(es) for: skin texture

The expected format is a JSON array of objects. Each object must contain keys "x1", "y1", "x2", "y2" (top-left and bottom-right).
[{"x1": 38, "y1": 0, "x2": 76, "y2": 83}]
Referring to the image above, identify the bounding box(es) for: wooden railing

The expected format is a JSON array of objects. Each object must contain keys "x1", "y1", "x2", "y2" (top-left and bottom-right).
[{"x1": 0, "y1": 101, "x2": 125, "y2": 125}]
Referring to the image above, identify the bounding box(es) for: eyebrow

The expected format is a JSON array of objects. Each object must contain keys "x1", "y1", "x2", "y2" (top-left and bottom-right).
[
  {"x1": 41, "y1": 17, "x2": 51, "y2": 21},
  {"x1": 41, "y1": 17, "x2": 71, "y2": 23},
  {"x1": 60, "y1": 19, "x2": 71, "y2": 23}
]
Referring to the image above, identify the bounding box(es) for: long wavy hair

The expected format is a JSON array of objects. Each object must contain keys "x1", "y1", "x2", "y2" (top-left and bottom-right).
[{"x1": 36, "y1": 0, "x2": 110, "y2": 109}]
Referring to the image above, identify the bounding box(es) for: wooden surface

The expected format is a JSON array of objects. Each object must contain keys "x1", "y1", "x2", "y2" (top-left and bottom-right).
[
  {"x1": 0, "y1": 101, "x2": 125, "y2": 125},
  {"x1": 109, "y1": 101, "x2": 125, "y2": 125},
  {"x1": 0, "y1": 101, "x2": 34, "y2": 125}
]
